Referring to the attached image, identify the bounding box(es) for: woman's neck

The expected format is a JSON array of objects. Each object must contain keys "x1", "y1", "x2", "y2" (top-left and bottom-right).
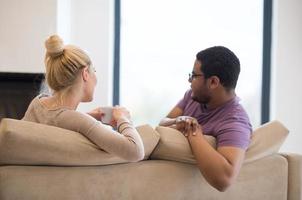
[
  {"x1": 45, "y1": 88, "x2": 81, "y2": 110},
  {"x1": 53, "y1": 93, "x2": 80, "y2": 110}
]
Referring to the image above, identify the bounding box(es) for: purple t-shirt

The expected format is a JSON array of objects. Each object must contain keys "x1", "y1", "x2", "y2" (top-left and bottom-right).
[{"x1": 177, "y1": 90, "x2": 252, "y2": 150}]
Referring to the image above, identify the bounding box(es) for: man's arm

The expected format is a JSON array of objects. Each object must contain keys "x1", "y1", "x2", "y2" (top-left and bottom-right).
[
  {"x1": 187, "y1": 128, "x2": 245, "y2": 192},
  {"x1": 159, "y1": 106, "x2": 183, "y2": 126}
]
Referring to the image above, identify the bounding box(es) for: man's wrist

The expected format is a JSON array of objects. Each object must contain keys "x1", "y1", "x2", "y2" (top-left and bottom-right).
[
  {"x1": 160, "y1": 118, "x2": 177, "y2": 126},
  {"x1": 176, "y1": 116, "x2": 195, "y2": 123}
]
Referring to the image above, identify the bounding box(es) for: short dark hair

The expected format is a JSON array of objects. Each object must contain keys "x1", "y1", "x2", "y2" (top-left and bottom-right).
[{"x1": 196, "y1": 46, "x2": 240, "y2": 90}]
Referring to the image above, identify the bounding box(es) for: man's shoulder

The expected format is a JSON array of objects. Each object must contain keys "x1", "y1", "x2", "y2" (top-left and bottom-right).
[
  {"x1": 215, "y1": 97, "x2": 251, "y2": 129},
  {"x1": 224, "y1": 97, "x2": 249, "y2": 117}
]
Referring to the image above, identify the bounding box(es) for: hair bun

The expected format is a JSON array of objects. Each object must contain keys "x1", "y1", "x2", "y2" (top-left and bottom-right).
[{"x1": 45, "y1": 35, "x2": 64, "y2": 57}]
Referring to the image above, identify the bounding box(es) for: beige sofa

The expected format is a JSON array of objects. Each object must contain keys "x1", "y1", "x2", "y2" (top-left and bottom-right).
[{"x1": 0, "y1": 118, "x2": 301, "y2": 200}]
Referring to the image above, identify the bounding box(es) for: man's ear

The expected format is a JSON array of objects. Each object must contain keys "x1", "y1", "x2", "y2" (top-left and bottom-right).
[
  {"x1": 208, "y1": 76, "x2": 220, "y2": 89},
  {"x1": 82, "y1": 67, "x2": 89, "y2": 82}
]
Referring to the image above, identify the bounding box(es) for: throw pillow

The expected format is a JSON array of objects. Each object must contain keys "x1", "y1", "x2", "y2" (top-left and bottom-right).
[
  {"x1": 245, "y1": 120, "x2": 289, "y2": 163},
  {"x1": 150, "y1": 126, "x2": 216, "y2": 164}
]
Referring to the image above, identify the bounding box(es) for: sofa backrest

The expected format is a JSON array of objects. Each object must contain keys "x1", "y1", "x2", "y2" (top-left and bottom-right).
[
  {"x1": 0, "y1": 118, "x2": 289, "y2": 166},
  {"x1": 0, "y1": 118, "x2": 160, "y2": 166}
]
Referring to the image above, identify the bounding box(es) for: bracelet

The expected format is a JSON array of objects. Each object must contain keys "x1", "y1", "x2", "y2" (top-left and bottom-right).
[
  {"x1": 119, "y1": 126, "x2": 133, "y2": 134},
  {"x1": 117, "y1": 121, "x2": 131, "y2": 132}
]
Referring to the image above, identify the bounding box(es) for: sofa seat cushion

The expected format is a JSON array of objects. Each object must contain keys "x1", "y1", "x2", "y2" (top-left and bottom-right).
[
  {"x1": 0, "y1": 118, "x2": 160, "y2": 166},
  {"x1": 150, "y1": 120, "x2": 289, "y2": 164}
]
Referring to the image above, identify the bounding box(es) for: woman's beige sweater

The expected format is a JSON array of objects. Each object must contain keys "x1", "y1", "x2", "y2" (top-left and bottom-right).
[{"x1": 22, "y1": 95, "x2": 144, "y2": 161}]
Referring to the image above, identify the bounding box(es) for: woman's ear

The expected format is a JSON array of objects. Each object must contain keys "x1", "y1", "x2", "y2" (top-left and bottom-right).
[{"x1": 82, "y1": 67, "x2": 89, "y2": 82}]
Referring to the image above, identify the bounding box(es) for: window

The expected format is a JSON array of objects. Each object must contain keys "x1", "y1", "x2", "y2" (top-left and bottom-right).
[{"x1": 120, "y1": 0, "x2": 263, "y2": 127}]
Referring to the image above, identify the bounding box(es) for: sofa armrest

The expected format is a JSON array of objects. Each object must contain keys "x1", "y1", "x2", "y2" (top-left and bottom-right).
[{"x1": 281, "y1": 153, "x2": 302, "y2": 200}]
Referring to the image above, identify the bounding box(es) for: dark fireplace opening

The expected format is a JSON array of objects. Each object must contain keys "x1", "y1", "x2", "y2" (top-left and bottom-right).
[{"x1": 0, "y1": 72, "x2": 44, "y2": 120}]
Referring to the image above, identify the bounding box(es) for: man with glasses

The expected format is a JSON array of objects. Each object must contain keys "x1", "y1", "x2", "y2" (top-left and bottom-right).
[{"x1": 159, "y1": 46, "x2": 252, "y2": 192}]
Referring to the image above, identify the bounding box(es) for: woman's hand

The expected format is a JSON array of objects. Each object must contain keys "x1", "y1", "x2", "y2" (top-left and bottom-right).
[
  {"x1": 87, "y1": 107, "x2": 104, "y2": 121},
  {"x1": 107, "y1": 106, "x2": 132, "y2": 128},
  {"x1": 112, "y1": 106, "x2": 131, "y2": 121}
]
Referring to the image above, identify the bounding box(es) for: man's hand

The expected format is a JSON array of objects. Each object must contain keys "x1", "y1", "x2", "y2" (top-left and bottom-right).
[{"x1": 175, "y1": 116, "x2": 199, "y2": 136}]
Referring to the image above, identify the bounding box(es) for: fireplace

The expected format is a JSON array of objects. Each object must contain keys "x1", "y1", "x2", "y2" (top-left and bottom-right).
[{"x1": 0, "y1": 72, "x2": 44, "y2": 120}]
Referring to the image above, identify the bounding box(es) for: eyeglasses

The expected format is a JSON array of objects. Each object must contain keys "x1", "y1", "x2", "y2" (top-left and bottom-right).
[{"x1": 188, "y1": 73, "x2": 204, "y2": 82}]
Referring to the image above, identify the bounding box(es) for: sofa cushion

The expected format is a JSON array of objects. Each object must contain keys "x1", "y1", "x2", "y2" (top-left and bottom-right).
[
  {"x1": 150, "y1": 120, "x2": 289, "y2": 164},
  {"x1": 0, "y1": 118, "x2": 160, "y2": 166},
  {"x1": 150, "y1": 126, "x2": 215, "y2": 164},
  {"x1": 136, "y1": 124, "x2": 160, "y2": 160},
  {"x1": 245, "y1": 120, "x2": 289, "y2": 163}
]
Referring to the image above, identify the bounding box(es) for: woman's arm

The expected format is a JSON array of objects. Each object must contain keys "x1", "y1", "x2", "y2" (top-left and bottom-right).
[
  {"x1": 87, "y1": 117, "x2": 145, "y2": 162},
  {"x1": 58, "y1": 110, "x2": 144, "y2": 162}
]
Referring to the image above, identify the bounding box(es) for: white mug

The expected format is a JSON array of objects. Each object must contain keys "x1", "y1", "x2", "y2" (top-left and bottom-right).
[{"x1": 100, "y1": 106, "x2": 113, "y2": 125}]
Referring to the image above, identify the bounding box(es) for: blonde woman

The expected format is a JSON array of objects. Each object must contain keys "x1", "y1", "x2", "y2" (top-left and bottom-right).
[{"x1": 22, "y1": 35, "x2": 144, "y2": 162}]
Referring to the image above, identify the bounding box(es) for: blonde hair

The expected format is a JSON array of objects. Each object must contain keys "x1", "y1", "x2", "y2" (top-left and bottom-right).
[{"x1": 44, "y1": 35, "x2": 92, "y2": 92}]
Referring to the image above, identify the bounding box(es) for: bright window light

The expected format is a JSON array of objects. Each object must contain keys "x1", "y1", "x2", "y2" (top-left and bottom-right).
[{"x1": 120, "y1": 0, "x2": 263, "y2": 127}]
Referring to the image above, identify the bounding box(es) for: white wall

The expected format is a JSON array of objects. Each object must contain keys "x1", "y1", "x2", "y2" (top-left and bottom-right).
[
  {"x1": 272, "y1": 0, "x2": 302, "y2": 153},
  {"x1": 0, "y1": 0, "x2": 57, "y2": 73},
  {"x1": 0, "y1": 0, "x2": 113, "y2": 108},
  {"x1": 70, "y1": 0, "x2": 114, "y2": 110}
]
